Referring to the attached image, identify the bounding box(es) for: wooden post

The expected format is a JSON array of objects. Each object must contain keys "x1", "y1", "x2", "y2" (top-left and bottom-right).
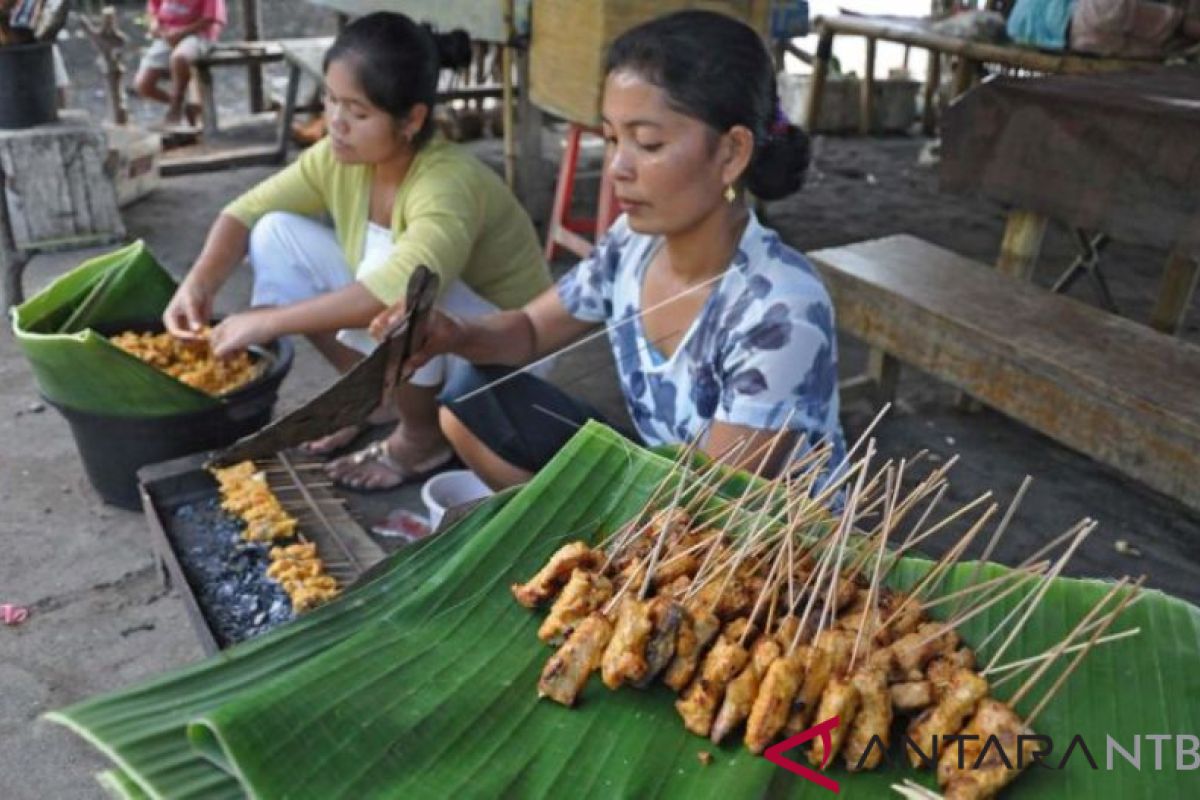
[
  {"x1": 81, "y1": 7, "x2": 129, "y2": 126},
  {"x1": 996, "y1": 210, "x2": 1048, "y2": 281},
  {"x1": 502, "y1": 0, "x2": 516, "y2": 190},
  {"x1": 0, "y1": 166, "x2": 31, "y2": 310},
  {"x1": 241, "y1": 0, "x2": 265, "y2": 113},
  {"x1": 1149, "y1": 247, "x2": 1200, "y2": 335},
  {"x1": 805, "y1": 29, "x2": 835, "y2": 132},
  {"x1": 922, "y1": 51, "x2": 941, "y2": 135},
  {"x1": 273, "y1": 63, "x2": 301, "y2": 164},
  {"x1": 952, "y1": 54, "x2": 976, "y2": 98},
  {"x1": 515, "y1": 47, "x2": 552, "y2": 226},
  {"x1": 859, "y1": 38, "x2": 876, "y2": 135}
]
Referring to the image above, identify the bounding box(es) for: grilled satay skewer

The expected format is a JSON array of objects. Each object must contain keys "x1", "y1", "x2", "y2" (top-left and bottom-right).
[
  {"x1": 802, "y1": 447, "x2": 878, "y2": 768},
  {"x1": 843, "y1": 471, "x2": 900, "y2": 770},
  {"x1": 930, "y1": 577, "x2": 1141, "y2": 799},
  {"x1": 538, "y1": 568, "x2": 613, "y2": 645},
  {"x1": 676, "y1": 617, "x2": 754, "y2": 735},
  {"x1": 512, "y1": 541, "x2": 602, "y2": 607},
  {"x1": 744, "y1": 498, "x2": 848, "y2": 753},
  {"x1": 711, "y1": 535, "x2": 793, "y2": 743},
  {"x1": 538, "y1": 612, "x2": 613, "y2": 706},
  {"x1": 634, "y1": 595, "x2": 685, "y2": 687}
]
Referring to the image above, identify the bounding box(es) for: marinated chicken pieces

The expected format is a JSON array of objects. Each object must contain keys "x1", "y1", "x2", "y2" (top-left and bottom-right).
[{"x1": 512, "y1": 542, "x2": 602, "y2": 608}]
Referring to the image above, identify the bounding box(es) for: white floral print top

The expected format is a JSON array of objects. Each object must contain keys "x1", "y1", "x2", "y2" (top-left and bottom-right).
[{"x1": 556, "y1": 212, "x2": 845, "y2": 463}]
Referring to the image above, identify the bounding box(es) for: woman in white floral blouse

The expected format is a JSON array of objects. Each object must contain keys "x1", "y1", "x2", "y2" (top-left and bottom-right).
[{"x1": 372, "y1": 10, "x2": 845, "y2": 489}]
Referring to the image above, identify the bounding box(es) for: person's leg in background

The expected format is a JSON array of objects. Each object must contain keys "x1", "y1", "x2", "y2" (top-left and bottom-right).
[
  {"x1": 133, "y1": 39, "x2": 172, "y2": 107},
  {"x1": 52, "y1": 44, "x2": 70, "y2": 109},
  {"x1": 439, "y1": 406, "x2": 532, "y2": 490},
  {"x1": 165, "y1": 36, "x2": 208, "y2": 126}
]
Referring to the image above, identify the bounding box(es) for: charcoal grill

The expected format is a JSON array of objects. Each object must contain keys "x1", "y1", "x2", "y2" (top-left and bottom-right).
[{"x1": 138, "y1": 451, "x2": 386, "y2": 653}]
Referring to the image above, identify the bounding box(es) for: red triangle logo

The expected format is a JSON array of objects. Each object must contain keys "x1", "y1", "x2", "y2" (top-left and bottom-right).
[{"x1": 762, "y1": 715, "x2": 842, "y2": 793}]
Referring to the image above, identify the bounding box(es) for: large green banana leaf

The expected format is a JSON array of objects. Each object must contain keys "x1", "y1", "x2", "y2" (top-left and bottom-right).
[
  {"x1": 48, "y1": 422, "x2": 1200, "y2": 798},
  {"x1": 11, "y1": 241, "x2": 218, "y2": 415}
]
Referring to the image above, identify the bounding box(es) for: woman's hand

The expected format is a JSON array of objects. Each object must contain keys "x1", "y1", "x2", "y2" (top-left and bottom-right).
[
  {"x1": 163, "y1": 279, "x2": 213, "y2": 339},
  {"x1": 397, "y1": 309, "x2": 468, "y2": 375},
  {"x1": 368, "y1": 300, "x2": 406, "y2": 341},
  {"x1": 209, "y1": 308, "x2": 282, "y2": 358}
]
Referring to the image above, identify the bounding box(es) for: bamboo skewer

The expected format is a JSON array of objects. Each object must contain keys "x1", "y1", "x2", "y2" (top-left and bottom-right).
[
  {"x1": 983, "y1": 521, "x2": 1094, "y2": 673},
  {"x1": 879, "y1": 501, "x2": 996, "y2": 630},
  {"x1": 951, "y1": 475, "x2": 1032, "y2": 618},
  {"x1": 1011, "y1": 576, "x2": 1143, "y2": 718},
  {"x1": 986, "y1": 628, "x2": 1141, "y2": 683},
  {"x1": 849, "y1": 466, "x2": 896, "y2": 672},
  {"x1": 819, "y1": 441, "x2": 875, "y2": 635},
  {"x1": 919, "y1": 561, "x2": 1050, "y2": 611}
]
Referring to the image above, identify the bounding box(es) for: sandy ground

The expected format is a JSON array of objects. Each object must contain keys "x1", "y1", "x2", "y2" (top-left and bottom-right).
[{"x1": 3, "y1": 13, "x2": 1199, "y2": 795}]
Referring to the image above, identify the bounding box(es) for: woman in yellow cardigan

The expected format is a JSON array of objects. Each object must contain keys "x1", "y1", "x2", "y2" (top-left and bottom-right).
[{"x1": 162, "y1": 12, "x2": 551, "y2": 489}]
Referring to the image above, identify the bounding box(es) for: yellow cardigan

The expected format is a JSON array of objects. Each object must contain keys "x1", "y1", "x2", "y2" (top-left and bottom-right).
[{"x1": 223, "y1": 136, "x2": 551, "y2": 308}]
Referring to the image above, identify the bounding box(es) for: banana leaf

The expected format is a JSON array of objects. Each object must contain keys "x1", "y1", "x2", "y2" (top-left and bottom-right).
[
  {"x1": 11, "y1": 241, "x2": 218, "y2": 416},
  {"x1": 48, "y1": 422, "x2": 1200, "y2": 798}
]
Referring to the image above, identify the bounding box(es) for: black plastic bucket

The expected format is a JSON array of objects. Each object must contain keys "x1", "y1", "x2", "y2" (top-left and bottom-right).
[
  {"x1": 0, "y1": 42, "x2": 58, "y2": 130},
  {"x1": 48, "y1": 325, "x2": 294, "y2": 509}
]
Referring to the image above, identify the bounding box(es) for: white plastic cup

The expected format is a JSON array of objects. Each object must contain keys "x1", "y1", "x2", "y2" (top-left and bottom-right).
[{"x1": 421, "y1": 469, "x2": 493, "y2": 530}]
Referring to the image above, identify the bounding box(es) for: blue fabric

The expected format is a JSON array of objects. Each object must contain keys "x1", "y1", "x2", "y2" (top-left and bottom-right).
[
  {"x1": 556, "y1": 212, "x2": 845, "y2": 465},
  {"x1": 1007, "y1": 0, "x2": 1077, "y2": 50}
]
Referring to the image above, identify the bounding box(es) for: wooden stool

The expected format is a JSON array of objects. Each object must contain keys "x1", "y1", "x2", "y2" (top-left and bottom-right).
[
  {"x1": 2, "y1": 112, "x2": 126, "y2": 308},
  {"x1": 544, "y1": 123, "x2": 617, "y2": 261}
]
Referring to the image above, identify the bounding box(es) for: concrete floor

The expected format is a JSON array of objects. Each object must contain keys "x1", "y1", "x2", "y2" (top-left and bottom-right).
[{"x1": 1, "y1": 131, "x2": 1197, "y2": 798}]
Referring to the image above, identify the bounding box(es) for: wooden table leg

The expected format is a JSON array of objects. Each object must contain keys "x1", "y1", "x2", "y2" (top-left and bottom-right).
[
  {"x1": 273, "y1": 64, "x2": 301, "y2": 165},
  {"x1": 197, "y1": 64, "x2": 218, "y2": 138},
  {"x1": 952, "y1": 55, "x2": 976, "y2": 98},
  {"x1": 996, "y1": 209, "x2": 1048, "y2": 281},
  {"x1": 1149, "y1": 247, "x2": 1199, "y2": 335},
  {"x1": 805, "y1": 29, "x2": 835, "y2": 133},
  {"x1": 867, "y1": 347, "x2": 900, "y2": 404},
  {"x1": 922, "y1": 50, "x2": 941, "y2": 136},
  {"x1": 859, "y1": 38, "x2": 876, "y2": 136}
]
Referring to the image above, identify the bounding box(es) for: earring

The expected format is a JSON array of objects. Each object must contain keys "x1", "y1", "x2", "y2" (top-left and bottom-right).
[{"x1": 724, "y1": 185, "x2": 737, "y2": 204}]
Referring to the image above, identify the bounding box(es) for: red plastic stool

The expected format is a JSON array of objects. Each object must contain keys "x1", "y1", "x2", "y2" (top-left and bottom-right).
[{"x1": 544, "y1": 123, "x2": 618, "y2": 261}]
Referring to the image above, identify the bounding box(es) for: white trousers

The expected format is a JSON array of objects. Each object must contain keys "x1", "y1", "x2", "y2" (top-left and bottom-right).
[{"x1": 247, "y1": 211, "x2": 496, "y2": 388}]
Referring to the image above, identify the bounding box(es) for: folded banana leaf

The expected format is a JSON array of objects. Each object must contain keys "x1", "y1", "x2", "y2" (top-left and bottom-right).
[
  {"x1": 11, "y1": 241, "x2": 217, "y2": 416},
  {"x1": 47, "y1": 422, "x2": 1200, "y2": 798}
]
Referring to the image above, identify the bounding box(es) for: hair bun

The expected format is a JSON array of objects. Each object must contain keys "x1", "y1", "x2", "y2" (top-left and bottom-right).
[
  {"x1": 746, "y1": 123, "x2": 811, "y2": 201},
  {"x1": 429, "y1": 27, "x2": 473, "y2": 71}
]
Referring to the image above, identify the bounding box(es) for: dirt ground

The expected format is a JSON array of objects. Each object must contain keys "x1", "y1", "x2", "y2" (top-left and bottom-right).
[{"x1": 3, "y1": 14, "x2": 1199, "y2": 797}]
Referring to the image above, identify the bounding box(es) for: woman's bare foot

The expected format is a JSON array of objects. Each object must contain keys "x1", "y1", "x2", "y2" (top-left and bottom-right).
[
  {"x1": 301, "y1": 406, "x2": 398, "y2": 456},
  {"x1": 325, "y1": 424, "x2": 453, "y2": 491}
]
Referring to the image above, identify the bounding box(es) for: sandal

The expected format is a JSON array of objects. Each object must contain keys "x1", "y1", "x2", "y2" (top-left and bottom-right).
[{"x1": 326, "y1": 439, "x2": 455, "y2": 492}]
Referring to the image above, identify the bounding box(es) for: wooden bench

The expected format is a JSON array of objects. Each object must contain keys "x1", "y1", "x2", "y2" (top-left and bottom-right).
[
  {"x1": 808, "y1": 235, "x2": 1200, "y2": 511},
  {"x1": 194, "y1": 40, "x2": 284, "y2": 138}
]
